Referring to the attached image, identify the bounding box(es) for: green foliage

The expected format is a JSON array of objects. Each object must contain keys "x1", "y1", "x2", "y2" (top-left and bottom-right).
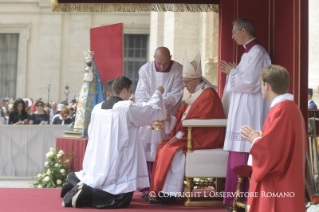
[{"x1": 32, "y1": 147, "x2": 74, "y2": 188}]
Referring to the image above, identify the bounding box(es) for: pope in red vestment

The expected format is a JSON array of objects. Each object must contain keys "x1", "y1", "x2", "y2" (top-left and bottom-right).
[
  {"x1": 241, "y1": 65, "x2": 306, "y2": 212},
  {"x1": 149, "y1": 86, "x2": 225, "y2": 199}
]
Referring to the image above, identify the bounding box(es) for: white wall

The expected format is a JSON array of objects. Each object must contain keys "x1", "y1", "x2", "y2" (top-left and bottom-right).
[{"x1": 0, "y1": 0, "x2": 150, "y2": 103}]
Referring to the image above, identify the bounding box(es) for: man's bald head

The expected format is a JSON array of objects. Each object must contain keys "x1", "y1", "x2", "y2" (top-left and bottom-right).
[
  {"x1": 154, "y1": 47, "x2": 170, "y2": 58},
  {"x1": 154, "y1": 47, "x2": 172, "y2": 71}
]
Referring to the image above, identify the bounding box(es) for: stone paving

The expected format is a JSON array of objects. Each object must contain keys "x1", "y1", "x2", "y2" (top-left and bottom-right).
[{"x1": 0, "y1": 177, "x2": 34, "y2": 188}]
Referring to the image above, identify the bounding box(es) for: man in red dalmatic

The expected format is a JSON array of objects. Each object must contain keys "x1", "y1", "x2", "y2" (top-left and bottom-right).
[
  {"x1": 241, "y1": 64, "x2": 306, "y2": 212},
  {"x1": 148, "y1": 52, "x2": 225, "y2": 204}
]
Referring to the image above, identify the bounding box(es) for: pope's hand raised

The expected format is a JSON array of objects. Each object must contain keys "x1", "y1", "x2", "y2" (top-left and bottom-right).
[{"x1": 157, "y1": 86, "x2": 165, "y2": 94}]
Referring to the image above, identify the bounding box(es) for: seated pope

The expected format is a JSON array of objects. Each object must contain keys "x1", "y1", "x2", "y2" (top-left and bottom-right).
[
  {"x1": 60, "y1": 76, "x2": 168, "y2": 209},
  {"x1": 148, "y1": 52, "x2": 226, "y2": 204}
]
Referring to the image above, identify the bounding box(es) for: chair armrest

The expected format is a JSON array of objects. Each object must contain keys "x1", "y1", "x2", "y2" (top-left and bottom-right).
[{"x1": 182, "y1": 119, "x2": 227, "y2": 127}]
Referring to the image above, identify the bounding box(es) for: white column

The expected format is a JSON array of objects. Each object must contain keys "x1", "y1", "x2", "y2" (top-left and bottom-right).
[
  {"x1": 37, "y1": 14, "x2": 62, "y2": 102},
  {"x1": 149, "y1": 12, "x2": 164, "y2": 60},
  {"x1": 163, "y1": 12, "x2": 201, "y2": 64},
  {"x1": 60, "y1": 14, "x2": 91, "y2": 102},
  {"x1": 200, "y1": 12, "x2": 219, "y2": 86}
]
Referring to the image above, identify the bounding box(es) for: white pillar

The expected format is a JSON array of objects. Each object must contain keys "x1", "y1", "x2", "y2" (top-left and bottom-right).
[
  {"x1": 200, "y1": 12, "x2": 219, "y2": 86},
  {"x1": 60, "y1": 14, "x2": 91, "y2": 102},
  {"x1": 37, "y1": 14, "x2": 62, "y2": 102},
  {"x1": 149, "y1": 12, "x2": 164, "y2": 61}
]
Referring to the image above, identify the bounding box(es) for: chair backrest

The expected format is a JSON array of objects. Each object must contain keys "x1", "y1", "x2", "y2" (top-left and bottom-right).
[{"x1": 221, "y1": 92, "x2": 232, "y2": 119}]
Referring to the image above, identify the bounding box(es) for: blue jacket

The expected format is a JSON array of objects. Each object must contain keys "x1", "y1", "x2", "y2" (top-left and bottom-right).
[{"x1": 309, "y1": 100, "x2": 318, "y2": 110}]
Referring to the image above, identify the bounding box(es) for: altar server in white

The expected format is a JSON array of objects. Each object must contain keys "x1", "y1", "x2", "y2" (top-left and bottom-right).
[
  {"x1": 60, "y1": 76, "x2": 167, "y2": 209},
  {"x1": 219, "y1": 17, "x2": 271, "y2": 210},
  {"x1": 135, "y1": 47, "x2": 184, "y2": 195}
]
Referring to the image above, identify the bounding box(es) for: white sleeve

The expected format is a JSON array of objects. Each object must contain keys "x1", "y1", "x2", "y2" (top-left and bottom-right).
[
  {"x1": 163, "y1": 73, "x2": 184, "y2": 112},
  {"x1": 247, "y1": 137, "x2": 262, "y2": 166},
  {"x1": 135, "y1": 66, "x2": 151, "y2": 103},
  {"x1": 164, "y1": 115, "x2": 177, "y2": 134},
  {"x1": 225, "y1": 48, "x2": 270, "y2": 94},
  {"x1": 127, "y1": 90, "x2": 167, "y2": 126}
]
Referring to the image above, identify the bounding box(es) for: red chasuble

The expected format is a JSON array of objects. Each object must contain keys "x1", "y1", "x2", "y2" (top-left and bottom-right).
[
  {"x1": 248, "y1": 100, "x2": 306, "y2": 212},
  {"x1": 149, "y1": 88, "x2": 225, "y2": 196}
]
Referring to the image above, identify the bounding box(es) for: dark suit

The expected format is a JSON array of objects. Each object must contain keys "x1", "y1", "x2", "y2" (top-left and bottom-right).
[
  {"x1": 101, "y1": 96, "x2": 123, "y2": 110},
  {"x1": 309, "y1": 100, "x2": 318, "y2": 110}
]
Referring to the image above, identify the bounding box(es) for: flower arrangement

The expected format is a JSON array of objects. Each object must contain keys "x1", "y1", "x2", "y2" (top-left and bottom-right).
[
  {"x1": 32, "y1": 147, "x2": 73, "y2": 188},
  {"x1": 306, "y1": 194, "x2": 319, "y2": 212}
]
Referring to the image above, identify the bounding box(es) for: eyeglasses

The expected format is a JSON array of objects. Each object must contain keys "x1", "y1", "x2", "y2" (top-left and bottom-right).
[
  {"x1": 183, "y1": 78, "x2": 196, "y2": 85},
  {"x1": 36, "y1": 104, "x2": 43, "y2": 107}
]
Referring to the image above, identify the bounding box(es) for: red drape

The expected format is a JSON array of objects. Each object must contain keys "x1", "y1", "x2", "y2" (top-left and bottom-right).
[{"x1": 90, "y1": 23, "x2": 124, "y2": 85}]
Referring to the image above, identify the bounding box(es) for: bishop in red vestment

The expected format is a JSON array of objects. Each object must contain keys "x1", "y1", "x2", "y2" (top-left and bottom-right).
[
  {"x1": 148, "y1": 52, "x2": 225, "y2": 204},
  {"x1": 241, "y1": 65, "x2": 306, "y2": 212}
]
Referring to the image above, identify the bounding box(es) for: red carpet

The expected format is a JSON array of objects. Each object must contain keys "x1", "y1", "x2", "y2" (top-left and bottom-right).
[{"x1": 0, "y1": 188, "x2": 229, "y2": 212}]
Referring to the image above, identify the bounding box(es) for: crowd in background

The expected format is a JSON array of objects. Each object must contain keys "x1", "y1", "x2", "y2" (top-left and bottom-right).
[{"x1": 0, "y1": 97, "x2": 77, "y2": 126}]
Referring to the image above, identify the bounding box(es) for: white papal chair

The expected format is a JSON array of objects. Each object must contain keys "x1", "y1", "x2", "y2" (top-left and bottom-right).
[{"x1": 182, "y1": 91, "x2": 231, "y2": 207}]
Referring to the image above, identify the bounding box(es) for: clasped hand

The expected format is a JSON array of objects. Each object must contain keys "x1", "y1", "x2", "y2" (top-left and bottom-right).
[
  {"x1": 240, "y1": 125, "x2": 262, "y2": 143},
  {"x1": 219, "y1": 60, "x2": 237, "y2": 75}
]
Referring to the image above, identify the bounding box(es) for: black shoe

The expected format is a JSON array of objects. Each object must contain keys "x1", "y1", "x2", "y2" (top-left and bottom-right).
[
  {"x1": 141, "y1": 193, "x2": 148, "y2": 198},
  {"x1": 71, "y1": 183, "x2": 93, "y2": 208},
  {"x1": 226, "y1": 205, "x2": 233, "y2": 211},
  {"x1": 62, "y1": 184, "x2": 80, "y2": 207},
  {"x1": 60, "y1": 182, "x2": 73, "y2": 198},
  {"x1": 237, "y1": 208, "x2": 245, "y2": 212}
]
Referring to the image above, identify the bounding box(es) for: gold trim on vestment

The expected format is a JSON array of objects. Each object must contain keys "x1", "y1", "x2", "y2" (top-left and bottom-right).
[{"x1": 52, "y1": 3, "x2": 219, "y2": 13}]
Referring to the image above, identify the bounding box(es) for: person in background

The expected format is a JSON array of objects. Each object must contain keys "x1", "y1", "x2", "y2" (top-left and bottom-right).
[
  {"x1": 69, "y1": 99, "x2": 76, "y2": 108},
  {"x1": 8, "y1": 99, "x2": 28, "y2": 125},
  {"x1": 52, "y1": 104, "x2": 64, "y2": 123},
  {"x1": 0, "y1": 99, "x2": 4, "y2": 118},
  {"x1": 61, "y1": 100, "x2": 68, "y2": 107},
  {"x1": 103, "y1": 79, "x2": 114, "y2": 100},
  {"x1": 44, "y1": 106, "x2": 50, "y2": 115},
  {"x1": 53, "y1": 107, "x2": 72, "y2": 125},
  {"x1": 50, "y1": 101, "x2": 58, "y2": 122},
  {"x1": 24, "y1": 99, "x2": 31, "y2": 115},
  {"x1": 7, "y1": 103, "x2": 13, "y2": 114},
  {"x1": 1, "y1": 98, "x2": 8, "y2": 117},
  {"x1": 68, "y1": 107, "x2": 74, "y2": 119},
  {"x1": 29, "y1": 100, "x2": 49, "y2": 125},
  {"x1": 308, "y1": 88, "x2": 317, "y2": 109},
  {"x1": 30, "y1": 103, "x2": 36, "y2": 115}
]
